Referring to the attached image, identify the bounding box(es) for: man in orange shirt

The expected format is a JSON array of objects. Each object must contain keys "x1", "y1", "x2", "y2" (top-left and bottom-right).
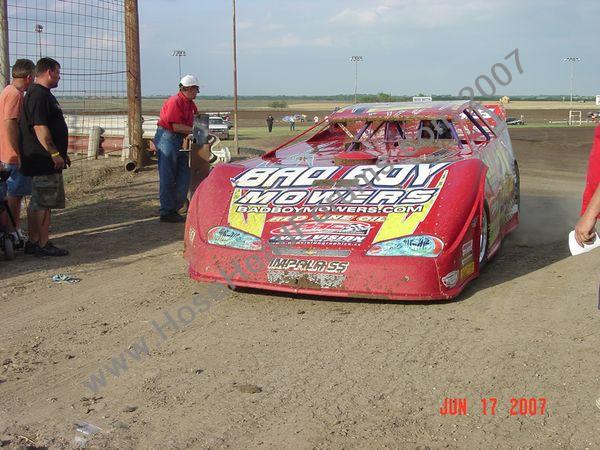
[{"x1": 0, "y1": 59, "x2": 35, "y2": 249}]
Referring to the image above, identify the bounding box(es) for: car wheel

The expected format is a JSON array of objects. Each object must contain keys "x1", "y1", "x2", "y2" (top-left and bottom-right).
[
  {"x1": 228, "y1": 284, "x2": 250, "y2": 293},
  {"x1": 514, "y1": 161, "x2": 520, "y2": 212},
  {"x1": 479, "y1": 205, "x2": 490, "y2": 267}
]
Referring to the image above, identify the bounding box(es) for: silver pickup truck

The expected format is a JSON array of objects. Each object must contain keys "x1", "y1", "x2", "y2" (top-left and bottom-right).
[{"x1": 209, "y1": 116, "x2": 230, "y2": 140}]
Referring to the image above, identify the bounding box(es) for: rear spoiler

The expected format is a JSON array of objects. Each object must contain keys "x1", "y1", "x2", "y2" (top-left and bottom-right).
[
  {"x1": 483, "y1": 103, "x2": 507, "y2": 121},
  {"x1": 262, "y1": 118, "x2": 328, "y2": 159}
]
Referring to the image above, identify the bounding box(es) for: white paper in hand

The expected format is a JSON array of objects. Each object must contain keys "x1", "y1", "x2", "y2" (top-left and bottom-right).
[{"x1": 568, "y1": 230, "x2": 600, "y2": 256}]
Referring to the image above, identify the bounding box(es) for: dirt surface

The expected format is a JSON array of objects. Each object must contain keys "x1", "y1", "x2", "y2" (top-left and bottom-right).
[
  {"x1": 1, "y1": 126, "x2": 600, "y2": 449},
  {"x1": 508, "y1": 108, "x2": 597, "y2": 124}
]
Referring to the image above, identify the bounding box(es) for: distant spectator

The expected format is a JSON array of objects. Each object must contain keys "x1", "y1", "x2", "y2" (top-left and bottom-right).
[
  {"x1": 266, "y1": 114, "x2": 274, "y2": 133},
  {"x1": 0, "y1": 58, "x2": 35, "y2": 248},
  {"x1": 314, "y1": 115, "x2": 319, "y2": 123},
  {"x1": 19, "y1": 57, "x2": 70, "y2": 257},
  {"x1": 289, "y1": 115, "x2": 295, "y2": 131},
  {"x1": 155, "y1": 74, "x2": 199, "y2": 223},
  {"x1": 575, "y1": 113, "x2": 600, "y2": 246}
]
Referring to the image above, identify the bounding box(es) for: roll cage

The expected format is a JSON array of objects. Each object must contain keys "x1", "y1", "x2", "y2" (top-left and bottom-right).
[{"x1": 262, "y1": 101, "x2": 503, "y2": 159}]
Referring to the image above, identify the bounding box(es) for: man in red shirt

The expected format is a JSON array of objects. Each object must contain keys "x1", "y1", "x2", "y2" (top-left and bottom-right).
[
  {"x1": 575, "y1": 112, "x2": 600, "y2": 246},
  {"x1": 155, "y1": 75, "x2": 199, "y2": 222}
]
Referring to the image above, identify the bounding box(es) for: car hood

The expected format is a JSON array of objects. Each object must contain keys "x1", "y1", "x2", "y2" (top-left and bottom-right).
[{"x1": 186, "y1": 158, "x2": 487, "y2": 257}]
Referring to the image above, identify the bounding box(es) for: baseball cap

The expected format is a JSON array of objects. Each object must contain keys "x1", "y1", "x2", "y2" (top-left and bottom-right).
[{"x1": 179, "y1": 74, "x2": 200, "y2": 87}]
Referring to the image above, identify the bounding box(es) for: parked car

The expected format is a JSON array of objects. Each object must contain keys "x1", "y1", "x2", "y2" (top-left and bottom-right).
[
  {"x1": 208, "y1": 116, "x2": 230, "y2": 140},
  {"x1": 282, "y1": 114, "x2": 307, "y2": 123},
  {"x1": 185, "y1": 101, "x2": 519, "y2": 301},
  {"x1": 506, "y1": 117, "x2": 525, "y2": 125}
]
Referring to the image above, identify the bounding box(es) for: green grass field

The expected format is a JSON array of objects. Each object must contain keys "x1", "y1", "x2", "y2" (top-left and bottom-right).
[{"x1": 217, "y1": 124, "x2": 315, "y2": 152}]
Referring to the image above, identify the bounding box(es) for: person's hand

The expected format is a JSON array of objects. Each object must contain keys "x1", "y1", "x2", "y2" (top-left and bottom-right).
[
  {"x1": 52, "y1": 155, "x2": 65, "y2": 170},
  {"x1": 574, "y1": 213, "x2": 598, "y2": 247},
  {"x1": 183, "y1": 134, "x2": 193, "y2": 150},
  {"x1": 65, "y1": 155, "x2": 71, "y2": 167}
]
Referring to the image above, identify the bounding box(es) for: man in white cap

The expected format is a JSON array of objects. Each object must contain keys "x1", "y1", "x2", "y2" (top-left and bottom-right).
[{"x1": 154, "y1": 74, "x2": 199, "y2": 222}]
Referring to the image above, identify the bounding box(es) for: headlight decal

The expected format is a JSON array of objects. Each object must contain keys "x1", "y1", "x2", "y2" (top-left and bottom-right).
[
  {"x1": 207, "y1": 226, "x2": 262, "y2": 251},
  {"x1": 366, "y1": 235, "x2": 443, "y2": 257}
]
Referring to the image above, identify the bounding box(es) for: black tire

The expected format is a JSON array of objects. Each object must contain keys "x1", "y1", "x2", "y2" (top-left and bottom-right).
[
  {"x1": 3, "y1": 237, "x2": 15, "y2": 261},
  {"x1": 479, "y1": 205, "x2": 490, "y2": 268},
  {"x1": 513, "y1": 161, "x2": 520, "y2": 212},
  {"x1": 227, "y1": 284, "x2": 250, "y2": 294}
]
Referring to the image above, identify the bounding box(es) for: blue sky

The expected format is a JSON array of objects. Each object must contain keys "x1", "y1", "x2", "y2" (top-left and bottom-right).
[{"x1": 140, "y1": 0, "x2": 598, "y2": 96}]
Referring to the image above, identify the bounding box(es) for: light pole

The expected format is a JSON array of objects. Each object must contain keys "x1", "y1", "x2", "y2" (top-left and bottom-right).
[
  {"x1": 349, "y1": 55, "x2": 363, "y2": 104},
  {"x1": 563, "y1": 56, "x2": 580, "y2": 110},
  {"x1": 35, "y1": 24, "x2": 43, "y2": 58},
  {"x1": 0, "y1": 0, "x2": 10, "y2": 88},
  {"x1": 172, "y1": 49, "x2": 186, "y2": 80},
  {"x1": 232, "y1": 0, "x2": 239, "y2": 155}
]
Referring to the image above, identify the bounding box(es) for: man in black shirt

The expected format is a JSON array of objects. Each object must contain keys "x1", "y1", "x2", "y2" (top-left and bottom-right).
[{"x1": 19, "y1": 57, "x2": 69, "y2": 257}]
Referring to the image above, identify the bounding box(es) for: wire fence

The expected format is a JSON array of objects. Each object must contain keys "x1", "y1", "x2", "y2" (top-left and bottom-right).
[{"x1": 8, "y1": 0, "x2": 129, "y2": 183}]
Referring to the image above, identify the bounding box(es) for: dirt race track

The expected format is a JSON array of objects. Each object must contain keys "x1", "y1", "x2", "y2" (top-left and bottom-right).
[{"x1": 1, "y1": 126, "x2": 600, "y2": 449}]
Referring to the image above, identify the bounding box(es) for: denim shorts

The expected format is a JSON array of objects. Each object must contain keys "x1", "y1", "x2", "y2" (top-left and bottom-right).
[{"x1": 2, "y1": 163, "x2": 32, "y2": 197}]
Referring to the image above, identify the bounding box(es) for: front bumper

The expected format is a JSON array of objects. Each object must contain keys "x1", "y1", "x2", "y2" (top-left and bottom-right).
[{"x1": 185, "y1": 241, "x2": 475, "y2": 301}]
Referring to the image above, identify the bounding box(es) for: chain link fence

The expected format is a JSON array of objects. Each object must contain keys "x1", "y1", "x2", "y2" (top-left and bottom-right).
[{"x1": 8, "y1": 0, "x2": 130, "y2": 183}]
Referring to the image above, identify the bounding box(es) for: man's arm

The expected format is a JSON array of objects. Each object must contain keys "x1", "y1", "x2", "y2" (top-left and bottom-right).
[
  {"x1": 575, "y1": 185, "x2": 600, "y2": 246},
  {"x1": 33, "y1": 124, "x2": 64, "y2": 169},
  {"x1": 172, "y1": 123, "x2": 193, "y2": 134},
  {"x1": 6, "y1": 119, "x2": 20, "y2": 154}
]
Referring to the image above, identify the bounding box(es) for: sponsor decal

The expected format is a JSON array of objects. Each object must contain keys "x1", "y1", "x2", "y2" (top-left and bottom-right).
[
  {"x1": 275, "y1": 248, "x2": 351, "y2": 258},
  {"x1": 271, "y1": 221, "x2": 371, "y2": 237},
  {"x1": 234, "y1": 189, "x2": 439, "y2": 207},
  {"x1": 460, "y1": 261, "x2": 475, "y2": 280},
  {"x1": 230, "y1": 163, "x2": 449, "y2": 214},
  {"x1": 372, "y1": 170, "x2": 448, "y2": 243},
  {"x1": 267, "y1": 271, "x2": 346, "y2": 289},
  {"x1": 267, "y1": 214, "x2": 388, "y2": 223},
  {"x1": 269, "y1": 234, "x2": 366, "y2": 246},
  {"x1": 268, "y1": 258, "x2": 349, "y2": 274},
  {"x1": 227, "y1": 188, "x2": 267, "y2": 237},
  {"x1": 268, "y1": 215, "x2": 311, "y2": 222},
  {"x1": 461, "y1": 240, "x2": 474, "y2": 266},
  {"x1": 236, "y1": 204, "x2": 425, "y2": 214}
]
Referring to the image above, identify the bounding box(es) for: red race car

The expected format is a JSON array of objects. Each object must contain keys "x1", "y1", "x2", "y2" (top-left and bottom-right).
[{"x1": 184, "y1": 101, "x2": 519, "y2": 301}]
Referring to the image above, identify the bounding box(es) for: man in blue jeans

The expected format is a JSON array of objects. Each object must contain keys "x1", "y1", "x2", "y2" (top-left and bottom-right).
[{"x1": 155, "y1": 75, "x2": 199, "y2": 223}]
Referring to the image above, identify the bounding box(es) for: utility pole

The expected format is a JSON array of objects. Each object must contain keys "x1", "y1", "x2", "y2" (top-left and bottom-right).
[
  {"x1": 232, "y1": 0, "x2": 239, "y2": 155},
  {"x1": 349, "y1": 55, "x2": 363, "y2": 104},
  {"x1": 172, "y1": 49, "x2": 186, "y2": 80},
  {"x1": 563, "y1": 57, "x2": 580, "y2": 110},
  {"x1": 125, "y1": 0, "x2": 145, "y2": 169},
  {"x1": 35, "y1": 24, "x2": 43, "y2": 58},
  {"x1": 0, "y1": 0, "x2": 9, "y2": 88}
]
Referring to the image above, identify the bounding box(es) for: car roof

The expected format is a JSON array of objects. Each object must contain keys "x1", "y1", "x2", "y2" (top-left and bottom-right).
[{"x1": 328, "y1": 100, "x2": 480, "y2": 123}]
